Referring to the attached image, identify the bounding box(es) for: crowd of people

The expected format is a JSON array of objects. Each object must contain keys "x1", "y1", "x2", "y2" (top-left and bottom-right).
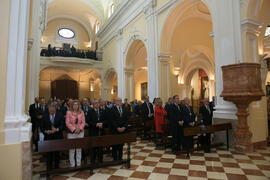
[
  {"x1": 40, "y1": 44, "x2": 98, "y2": 60},
  {"x1": 29, "y1": 95, "x2": 215, "y2": 169}
]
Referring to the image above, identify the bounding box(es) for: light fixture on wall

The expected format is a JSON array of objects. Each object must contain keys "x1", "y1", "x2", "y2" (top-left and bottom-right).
[
  {"x1": 177, "y1": 75, "x2": 184, "y2": 85},
  {"x1": 85, "y1": 41, "x2": 92, "y2": 49},
  {"x1": 111, "y1": 89, "x2": 114, "y2": 95},
  {"x1": 90, "y1": 81, "x2": 94, "y2": 92},
  {"x1": 41, "y1": 37, "x2": 44, "y2": 43}
]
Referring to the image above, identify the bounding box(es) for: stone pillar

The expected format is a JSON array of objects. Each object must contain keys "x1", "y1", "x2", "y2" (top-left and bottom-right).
[
  {"x1": 144, "y1": 0, "x2": 159, "y2": 101},
  {"x1": 26, "y1": 0, "x2": 48, "y2": 110},
  {"x1": 5, "y1": 0, "x2": 31, "y2": 144},
  {"x1": 159, "y1": 54, "x2": 170, "y2": 103},
  {"x1": 0, "y1": 0, "x2": 32, "y2": 180},
  {"x1": 124, "y1": 69, "x2": 134, "y2": 101},
  {"x1": 116, "y1": 29, "x2": 124, "y2": 99},
  {"x1": 210, "y1": 0, "x2": 244, "y2": 147},
  {"x1": 211, "y1": 0, "x2": 243, "y2": 120}
]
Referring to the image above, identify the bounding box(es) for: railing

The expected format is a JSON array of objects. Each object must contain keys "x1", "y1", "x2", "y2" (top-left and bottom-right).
[{"x1": 40, "y1": 47, "x2": 99, "y2": 61}]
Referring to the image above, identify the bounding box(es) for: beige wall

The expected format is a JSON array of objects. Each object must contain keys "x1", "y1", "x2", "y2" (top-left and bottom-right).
[
  {"x1": 42, "y1": 18, "x2": 90, "y2": 49},
  {"x1": 0, "y1": 143, "x2": 23, "y2": 180}
]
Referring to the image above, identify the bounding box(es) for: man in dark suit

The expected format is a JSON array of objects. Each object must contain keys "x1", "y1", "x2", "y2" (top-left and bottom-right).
[
  {"x1": 86, "y1": 100, "x2": 107, "y2": 163},
  {"x1": 181, "y1": 97, "x2": 196, "y2": 156},
  {"x1": 209, "y1": 96, "x2": 215, "y2": 116},
  {"x1": 110, "y1": 98, "x2": 128, "y2": 160},
  {"x1": 141, "y1": 96, "x2": 154, "y2": 139},
  {"x1": 40, "y1": 103, "x2": 65, "y2": 169},
  {"x1": 165, "y1": 97, "x2": 172, "y2": 120},
  {"x1": 122, "y1": 98, "x2": 131, "y2": 115},
  {"x1": 199, "y1": 99, "x2": 213, "y2": 152},
  {"x1": 166, "y1": 95, "x2": 184, "y2": 153},
  {"x1": 29, "y1": 97, "x2": 40, "y2": 151}
]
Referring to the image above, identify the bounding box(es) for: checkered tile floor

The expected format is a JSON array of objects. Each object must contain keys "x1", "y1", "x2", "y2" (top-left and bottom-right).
[{"x1": 32, "y1": 139, "x2": 270, "y2": 180}]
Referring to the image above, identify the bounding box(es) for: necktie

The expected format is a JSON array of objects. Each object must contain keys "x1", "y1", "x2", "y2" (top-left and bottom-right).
[
  {"x1": 96, "y1": 109, "x2": 100, "y2": 121},
  {"x1": 146, "y1": 103, "x2": 151, "y2": 115},
  {"x1": 51, "y1": 114, "x2": 55, "y2": 125}
]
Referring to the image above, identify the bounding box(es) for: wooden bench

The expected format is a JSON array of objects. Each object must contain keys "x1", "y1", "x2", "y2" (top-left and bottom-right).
[
  {"x1": 183, "y1": 123, "x2": 232, "y2": 156},
  {"x1": 38, "y1": 133, "x2": 136, "y2": 180}
]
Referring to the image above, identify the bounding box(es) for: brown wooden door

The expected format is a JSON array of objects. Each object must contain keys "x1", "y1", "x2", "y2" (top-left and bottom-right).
[{"x1": 51, "y1": 80, "x2": 78, "y2": 99}]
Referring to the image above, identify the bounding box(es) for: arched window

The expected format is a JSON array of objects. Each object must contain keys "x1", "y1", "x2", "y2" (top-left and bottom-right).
[
  {"x1": 95, "y1": 22, "x2": 100, "y2": 34},
  {"x1": 58, "y1": 28, "x2": 75, "y2": 39},
  {"x1": 265, "y1": 25, "x2": 270, "y2": 37},
  {"x1": 108, "y1": 3, "x2": 114, "y2": 18}
]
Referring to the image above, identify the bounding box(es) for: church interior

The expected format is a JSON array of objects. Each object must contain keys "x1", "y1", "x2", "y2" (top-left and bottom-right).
[{"x1": 1, "y1": 0, "x2": 270, "y2": 179}]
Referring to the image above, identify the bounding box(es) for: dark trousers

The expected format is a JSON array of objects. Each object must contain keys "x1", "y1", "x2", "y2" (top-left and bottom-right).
[
  {"x1": 93, "y1": 147, "x2": 103, "y2": 163},
  {"x1": 112, "y1": 144, "x2": 123, "y2": 160},
  {"x1": 183, "y1": 135, "x2": 193, "y2": 152},
  {"x1": 47, "y1": 152, "x2": 60, "y2": 169},
  {"x1": 171, "y1": 124, "x2": 182, "y2": 152},
  {"x1": 199, "y1": 133, "x2": 211, "y2": 152},
  {"x1": 31, "y1": 120, "x2": 39, "y2": 151}
]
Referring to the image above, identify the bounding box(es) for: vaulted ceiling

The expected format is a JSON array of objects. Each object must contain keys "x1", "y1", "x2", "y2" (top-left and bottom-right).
[{"x1": 48, "y1": 0, "x2": 120, "y2": 34}]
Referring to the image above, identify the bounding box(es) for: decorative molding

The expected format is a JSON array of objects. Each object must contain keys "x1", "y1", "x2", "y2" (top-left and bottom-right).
[
  {"x1": 158, "y1": 53, "x2": 171, "y2": 63},
  {"x1": 241, "y1": 18, "x2": 262, "y2": 36},
  {"x1": 40, "y1": 0, "x2": 48, "y2": 32},
  {"x1": 27, "y1": 39, "x2": 34, "y2": 50},
  {"x1": 5, "y1": 115, "x2": 32, "y2": 143}
]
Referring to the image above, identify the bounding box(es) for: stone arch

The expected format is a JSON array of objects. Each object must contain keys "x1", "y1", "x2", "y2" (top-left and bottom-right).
[
  {"x1": 123, "y1": 36, "x2": 148, "y2": 68},
  {"x1": 124, "y1": 39, "x2": 148, "y2": 101},
  {"x1": 103, "y1": 68, "x2": 118, "y2": 99}
]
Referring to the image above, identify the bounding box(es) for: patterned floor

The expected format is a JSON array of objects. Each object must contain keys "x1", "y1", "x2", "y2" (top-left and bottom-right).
[{"x1": 32, "y1": 139, "x2": 270, "y2": 180}]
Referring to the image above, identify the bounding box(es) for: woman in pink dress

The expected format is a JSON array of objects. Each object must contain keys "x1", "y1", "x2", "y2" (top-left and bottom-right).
[{"x1": 66, "y1": 100, "x2": 85, "y2": 167}]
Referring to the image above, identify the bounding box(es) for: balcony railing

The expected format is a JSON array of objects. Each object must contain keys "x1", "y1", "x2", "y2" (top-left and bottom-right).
[{"x1": 40, "y1": 46, "x2": 99, "y2": 61}]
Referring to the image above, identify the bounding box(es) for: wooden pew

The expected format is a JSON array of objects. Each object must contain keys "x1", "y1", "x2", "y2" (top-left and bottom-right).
[
  {"x1": 38, "y1": 133, "x2": 136, "y2": 180},
  {"x1": 183, "y1": 123, "x2": 232, "y2": 156}
]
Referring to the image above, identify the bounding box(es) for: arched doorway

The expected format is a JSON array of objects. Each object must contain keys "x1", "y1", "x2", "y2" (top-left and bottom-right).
[
  {"x1": 104, "y1": 69, "x2": 118, "y2": 100},
  {"x1": 160, "y1": 0, "x2": 215, "y2": 104},
  {"x1": 51, "y1": 79, "x2": 78, "y2": 99},
  {"x1": 39, "y1": 67, "x2": 101, "y2": 100},
  {"x1": 185, "y1": 68, "x2": 211, "y2": 114},
  {"x1": 125, "y1": 39, "x2": 148, "y2": 101}
]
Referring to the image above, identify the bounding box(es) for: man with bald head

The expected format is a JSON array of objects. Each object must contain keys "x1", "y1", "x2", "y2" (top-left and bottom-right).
[{"x1": 110, "y1": 97, "x2": 128, "y2": 160}]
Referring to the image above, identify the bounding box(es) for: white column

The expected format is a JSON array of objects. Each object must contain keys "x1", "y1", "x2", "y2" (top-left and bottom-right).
[
  {"x1": 5, "y1": 0, "x2": 31, "y2": 144},
  {"x1": 27, "y1": 0, "x2": 47, "y2": 107},
  {"x1": 158, "y1": 54, "x2": 171, "y2": 103},
  {"x1": 116, "y1": 29, "x2": 124, "y2": 99},
  {"x1": 144, "y1": 0, "x2": 159, "y2": 101},
  {"x1": 124, "y1": 69, "x2": 134, "y2": 101},
  {"x1": 211, "y1": 0, "x2": 242, "y2": 119}
]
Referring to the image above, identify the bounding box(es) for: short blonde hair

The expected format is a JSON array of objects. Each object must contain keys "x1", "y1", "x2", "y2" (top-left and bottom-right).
[{"x1": 70, "y1": 99, "x2": 82, "y2": 113}]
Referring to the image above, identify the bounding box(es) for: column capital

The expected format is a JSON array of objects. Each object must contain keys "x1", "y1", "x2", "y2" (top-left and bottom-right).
[
  {"x1": 144, "y1": 0, "x2": 157, "y2": 19},
  {"x1": 27, "y1": 39, "x2": 34, "y2": 50},
  {"x1": 116, "y1": 28, "x2": 123, "y2": 40},
  {"x1": 158, "y1": 53, "x2": 171, "y2": 63},
  {"x1": 241, "y1": 18, "x2": 262, "y2": 36},
  {"x1": 124, "y1": 68, "x2": 134, "y2": 74}
]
